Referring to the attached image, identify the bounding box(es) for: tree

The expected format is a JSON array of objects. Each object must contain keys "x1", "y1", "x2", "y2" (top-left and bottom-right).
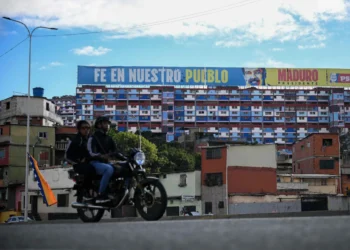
[
  {"x1": 109, "y1": 131, "x2": 158, "y2": 171},
  {"x1": 157, "y1": 144, "x2": 196, "y2": 173}
]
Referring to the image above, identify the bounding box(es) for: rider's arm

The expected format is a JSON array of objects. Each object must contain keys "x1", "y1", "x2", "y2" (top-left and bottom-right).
[
  {"x1": 108, "y1": 137, "x2": 127, "y2": 160},
  {"x1": 87, "y1": 136, "x2": 102, "y2": 158},
  {"x1": 65, "y1": 139, "x2": 79, "y2": 165}
]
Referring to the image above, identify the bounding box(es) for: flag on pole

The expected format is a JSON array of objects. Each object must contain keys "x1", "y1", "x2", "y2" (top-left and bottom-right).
[{"x1": 28, "y1": 154, "x2": 57, "y2": 206}]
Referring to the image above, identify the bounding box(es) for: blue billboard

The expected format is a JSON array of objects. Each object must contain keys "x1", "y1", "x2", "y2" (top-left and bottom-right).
[{"x1": 77, "y1": 66, "x2": 267, "y2": 86}]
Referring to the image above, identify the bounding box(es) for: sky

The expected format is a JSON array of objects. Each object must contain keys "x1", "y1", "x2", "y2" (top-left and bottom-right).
[{"x1": 1, "y1": 0, "x2": 350, "y2": 100}]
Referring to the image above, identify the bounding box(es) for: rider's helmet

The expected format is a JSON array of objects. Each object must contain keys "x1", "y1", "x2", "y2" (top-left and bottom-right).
[{"x1": 94, "y1": 115, "x2": 111, "y2": 129}]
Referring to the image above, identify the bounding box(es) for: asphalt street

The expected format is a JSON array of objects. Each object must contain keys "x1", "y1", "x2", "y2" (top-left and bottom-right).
[{"x1": 1, "y1": 216, "x2": 350, "y2": 250}]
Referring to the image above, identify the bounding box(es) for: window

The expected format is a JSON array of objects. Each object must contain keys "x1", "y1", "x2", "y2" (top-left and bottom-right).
[
  {"x1": 131, "y1": 105, "x2": 137, "y2": 108},
  {"x1": 6, "y1": 102, "x2": 10, "y2": 110},
  {"x1": 265, "y1": 112, "x2": 272, "y2": 115},
  {"x1": 321, "y1": 179, "x2": 327, "y2": 186},
  {"x1": 141, "y1": 111, "x2": 148, "y2": 114},
  {"x1": 205, "y1": 173, "x2": 223, "y2": 186},
  {"x1": 320, "y1": 112, "x2": 327, "y2": 115},
  {"x1": 323, "y1": 139, "x2": 333, "y2": 146},
  {"x1": 46, "y1": 103, "x2": 50, "y2": 111},
  {"x1": 57, "y1": 194, "x2": 69, "y2": 207},
  {"x1": 198, "y1": 111, "x2": 205, "y2": 114},
  {"x1": 38, "y1": 132, "x2": 47, "y2": 139},
  {"x1": 206, "y1": 148, "x2": 222, "y2": 159},
  {"x1": 310, "y1": 112, "x2": 316, "y2": 115},
  {"x1": 0, "y1": 128, "x2": 2, "y2": 135},
  {"x1": 179, "y1": 174, "x2": 187, "y2": 187},
  {"x1": 218, "y1": 201, "x2": 224, "y2": 209},
  {"x1": 320, "y1": 160, "x2": 334, "y2": 169},
  {"x1": 0, "y1": 149, "x2": 5, "y2": 159}
]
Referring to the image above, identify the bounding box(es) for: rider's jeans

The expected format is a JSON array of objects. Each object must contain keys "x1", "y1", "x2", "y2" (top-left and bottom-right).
[{"x1": 90, "y1": 161, "x2": 114, "y2": 194}]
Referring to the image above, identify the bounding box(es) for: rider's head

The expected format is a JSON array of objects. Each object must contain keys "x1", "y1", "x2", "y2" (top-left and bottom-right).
[
  {"x1": 94, "y1": 116, "x2": 111, "y2": 132},
  {"x1": 76, "y1": 120, "x2": 90, "y2": 137}
]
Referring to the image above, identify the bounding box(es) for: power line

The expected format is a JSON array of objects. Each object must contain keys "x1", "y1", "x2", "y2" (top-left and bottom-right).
[
  {"x1": 0, "y1": 36, "x2": 29, "y2": 58},
  {"x1": 33, "y1": 0, "x2": 261, "y2": 38}
]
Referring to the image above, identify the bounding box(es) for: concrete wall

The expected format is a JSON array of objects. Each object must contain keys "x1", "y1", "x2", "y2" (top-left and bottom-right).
[
  {"x1": 22, "y1": 189, "x2": 111, "y2": 220},
  {"x1": 158, "y1": 171, "x2": 201, "y2": 197},
  {"x1": 228, "y1": 167, "x2": 277, "y2": 194},
  {"x1": 327, "y1": 196, "x2": 350, "y2": 211},
  {"x1": 201, "y1": 185, "x2": 227, "y2": 215},
  {"x1": 227, "y1": 144, "x2": 277, "y2": 168},
  {"x1": 229, "y1": 201, "x2": 301, "y2": 215},
  {"x1": 28, "y1": 167, "x2": 74, "y2": 190},
  {"x1": 229, "y1": 195, "x2": 299, "y2": 204},
  {"x1": 0, "y1": 97, "x2": 63, "y2": 125},
  {"x1": 166, "y1": 199, "x2": 202, "y2": 216}
]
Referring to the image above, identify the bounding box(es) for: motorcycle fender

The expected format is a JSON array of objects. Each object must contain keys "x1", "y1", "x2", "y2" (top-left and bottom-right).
[{"x1": 139, "y1": 176, "x2": 159, "y2": 186}]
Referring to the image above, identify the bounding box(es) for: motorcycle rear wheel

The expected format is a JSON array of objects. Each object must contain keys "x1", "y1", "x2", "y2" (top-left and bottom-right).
[{"x1": 76, "y1": 192, "x2": 105, "y2": 223}]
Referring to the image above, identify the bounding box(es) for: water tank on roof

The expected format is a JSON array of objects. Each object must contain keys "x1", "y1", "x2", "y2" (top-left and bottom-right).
[{"x1": 33, "y1": 87, "x2": 44, "y2": 97}]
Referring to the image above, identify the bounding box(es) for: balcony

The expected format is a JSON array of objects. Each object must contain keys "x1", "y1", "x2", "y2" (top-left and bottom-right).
[
  {"x1": 56, "y1": 141, "x2": 69, "y2": 151},
  {"x1": 277, "y1": 182, "x2": 308, "y2": 191}
]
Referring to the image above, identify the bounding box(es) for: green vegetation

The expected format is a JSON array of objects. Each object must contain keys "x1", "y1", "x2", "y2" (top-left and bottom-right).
[{"x1": 108, "y1": 129, "x2": 201, "y2": 173}]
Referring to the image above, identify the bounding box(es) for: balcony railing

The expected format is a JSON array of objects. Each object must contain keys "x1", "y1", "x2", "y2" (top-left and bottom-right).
[
  {"x1": 56, "y1": 141, "x2": 69, "y2": 151},
  {"x1": 277, "y1": 182, "x2": 308, "y2": 191}
]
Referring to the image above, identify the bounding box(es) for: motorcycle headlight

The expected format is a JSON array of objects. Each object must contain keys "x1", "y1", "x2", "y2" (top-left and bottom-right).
[{"x1": 134, "y1": 152, "x2": 146, "y2": 165}]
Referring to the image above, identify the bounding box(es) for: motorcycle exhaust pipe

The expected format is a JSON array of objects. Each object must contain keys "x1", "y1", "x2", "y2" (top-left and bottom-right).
[{"x1": 71, "y1": 202, "x2": 109, "y2": 210}]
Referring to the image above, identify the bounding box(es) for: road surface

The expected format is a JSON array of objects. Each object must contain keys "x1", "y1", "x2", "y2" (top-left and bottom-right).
[{"x1": 1, "y1": 216, "x2": 350, "y2": 250}]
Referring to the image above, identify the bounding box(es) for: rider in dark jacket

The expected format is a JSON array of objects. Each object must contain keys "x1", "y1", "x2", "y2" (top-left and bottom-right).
[
  {"x1": 87, "y1": 116, "x2": 126, "y2": 203},
  {"x1": 65, "y1": 120, "x2": 95, "y2": 197}
]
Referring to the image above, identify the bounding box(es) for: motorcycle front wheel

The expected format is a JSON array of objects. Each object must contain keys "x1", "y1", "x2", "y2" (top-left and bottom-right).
[{"x1": 134, "y1": 179, "x2": 168, "y2": 221}]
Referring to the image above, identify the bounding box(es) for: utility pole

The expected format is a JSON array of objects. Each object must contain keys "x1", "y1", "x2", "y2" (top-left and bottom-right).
[{"x1": 3, "y1": 17, "x2": 57, "y2": 221}]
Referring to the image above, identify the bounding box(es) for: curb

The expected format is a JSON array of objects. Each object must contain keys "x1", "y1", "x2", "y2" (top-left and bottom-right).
[{"x1": 8, "y1": 211, "x2": 349, "y2": 225}]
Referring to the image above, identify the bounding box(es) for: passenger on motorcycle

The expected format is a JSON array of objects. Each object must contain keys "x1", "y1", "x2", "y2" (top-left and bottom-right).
[
  {"x1": 65, "y1": 120, "x2": 96, "y2": 200},
  {"x1": 87, "y1": 116, "x2": 126, "y2": 204}
]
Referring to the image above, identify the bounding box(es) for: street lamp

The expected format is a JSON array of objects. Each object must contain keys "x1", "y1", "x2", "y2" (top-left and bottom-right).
[{"x1": 2, "y1": 17, "x2": 57, "y2": 222}]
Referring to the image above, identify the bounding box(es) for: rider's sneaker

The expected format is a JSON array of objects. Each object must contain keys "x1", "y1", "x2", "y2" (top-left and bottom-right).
[
  {"x1": 83, "y1": 196, "x2": 94, "y2": 202},
  {"x1": 95, "y1": 194, "x2": 110, "y2": 204}
]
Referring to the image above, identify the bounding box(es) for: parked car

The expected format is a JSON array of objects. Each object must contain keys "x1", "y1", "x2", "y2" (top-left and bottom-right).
[{"x1": 4, "y1": 216, "x2": 34, "y2": 224}]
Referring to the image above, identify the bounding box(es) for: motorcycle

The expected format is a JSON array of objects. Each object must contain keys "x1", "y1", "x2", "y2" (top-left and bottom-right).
[{"x1": 68, "y1": 148, "x2": 168, "y2": 223}]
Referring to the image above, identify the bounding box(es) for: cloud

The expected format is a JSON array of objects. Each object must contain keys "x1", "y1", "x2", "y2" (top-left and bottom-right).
[
  {"x1": 298, "y1": 43, "x2": 326, "y2": 49},
  {"x1": 215, "y1": 40, "x2": 247, "y2": 48},
  {"x1": 271, "y1": 48, "x2": 284, "y2": 52},
  {"x1": 0, "y1": 30, "x2": 17, "y2": 36},
  {"x1": 50, "y1": 61, "x2": 63, "y2": 66},
  {"x1": 39, "y1": 61, "x2": 63, "y2": 70},
  {"x1": 72, "y1": 46, "x2": 111, "y2": 56},
  {"x1": 1, "y1": 0, "x2": 349, "y2": 47},
  {"x1": 244, "y1": 58, "x2": 294, "y2": 68}
]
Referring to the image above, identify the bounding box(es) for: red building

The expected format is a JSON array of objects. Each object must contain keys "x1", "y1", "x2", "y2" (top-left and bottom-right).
[
  {"x1": 292, "y1": 133, "x2": 341, "y2": 193},
  {"x1": 200, "y1": 144, "x2": 277, "y2": 215},
  {"x1": 292, "y1": 133, "x2": 340, "y2": 175}
]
